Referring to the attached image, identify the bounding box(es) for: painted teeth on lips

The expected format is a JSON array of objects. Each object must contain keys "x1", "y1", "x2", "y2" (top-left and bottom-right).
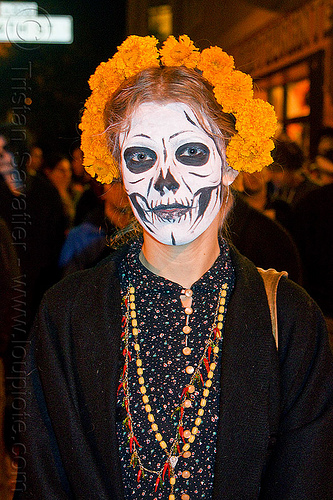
[
  {"x1": 149, "y1": 198, "x2": 191, "y2": 210},
  {"x1": 149, "y1": 203, "x2": 191, "y2": 213}
]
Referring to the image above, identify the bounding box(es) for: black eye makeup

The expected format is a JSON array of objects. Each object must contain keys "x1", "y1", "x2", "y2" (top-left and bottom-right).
[
  {"x1": 124, "y1": 146, "x2": 157, "y2": 173},
  {"x1": 175, "y1": 142, "x2": 210, "y2": 166}
]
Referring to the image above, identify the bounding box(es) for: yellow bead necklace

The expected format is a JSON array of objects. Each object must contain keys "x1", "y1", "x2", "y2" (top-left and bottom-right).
[{"x1": 119, "y1": 283, "x2": 228, "y2": 499}]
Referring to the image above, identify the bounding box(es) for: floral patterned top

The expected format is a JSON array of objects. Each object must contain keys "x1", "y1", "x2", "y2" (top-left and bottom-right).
[{"x1": 117, "y1": 238, "x2": 235, "y2": 499}]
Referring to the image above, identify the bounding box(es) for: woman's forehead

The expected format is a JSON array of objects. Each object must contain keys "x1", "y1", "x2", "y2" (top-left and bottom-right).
[{"x1": 123, "y1": 102, "x2": 211, "y2": 142}]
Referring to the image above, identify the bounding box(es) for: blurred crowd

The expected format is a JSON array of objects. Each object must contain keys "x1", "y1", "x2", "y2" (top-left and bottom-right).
[
  {"x1": 230, "y1": 127, "x2": 333, "y2": 342},
  {"x1": 0, "y1": 125, "x2": 333, "y2": 359},
  {"x1": 0, "y1": 134, "x2": 134, "y2": 339}
]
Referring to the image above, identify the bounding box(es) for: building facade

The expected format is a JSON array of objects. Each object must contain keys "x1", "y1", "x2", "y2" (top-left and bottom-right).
[{"x1": 126, "y1": 0, "x2": 333, "y2": 158}]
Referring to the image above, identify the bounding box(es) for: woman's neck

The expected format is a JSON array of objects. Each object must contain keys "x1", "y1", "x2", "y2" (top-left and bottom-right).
[{"x1": 139, "y1": 216, "x2": 221, "y2": 289}]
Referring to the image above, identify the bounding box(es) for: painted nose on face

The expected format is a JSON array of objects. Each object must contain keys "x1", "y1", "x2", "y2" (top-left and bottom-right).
[{"x1": 154, "y1": 169, "x2": 180, "y2": 195}]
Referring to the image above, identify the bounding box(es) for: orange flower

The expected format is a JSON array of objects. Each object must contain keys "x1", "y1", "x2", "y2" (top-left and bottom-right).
[
  {"x1": 85, "y1": 159, "x2": 118, "y2": 185},
  {"x1": 88, "y1": 59, "x2": 123, "y2": 95},
  {"x1": 235, "y1": 99, "x2": 277, "y2": 139},
  {"x1": 226, "y1": 135, "x2": 275, "y2": 173},
  {"x1": 113, "y1": 35, "x2": 160, "y2": 79},
  {"x1": 213, "y1": 71, "x2": 253, "y2": 114},
  {"x1": 198, "y1": 46, "x2": 234, "y2": 86},
  {"x1": 160, "y1": 35, "x2": 200, "y2": 68}
]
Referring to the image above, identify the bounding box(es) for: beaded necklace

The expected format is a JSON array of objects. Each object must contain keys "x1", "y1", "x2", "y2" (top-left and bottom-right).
[{"x1": 118, "y1": 282, "x2": 229, "y2": 500}]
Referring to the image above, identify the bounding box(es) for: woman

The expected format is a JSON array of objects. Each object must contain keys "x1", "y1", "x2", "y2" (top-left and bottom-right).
[
  {"x1": 44, "y1": 154, "x2": 75, "y2": 230},
  {"x1": 17, "y1": 36, "x2": 333, "y2": 500}
]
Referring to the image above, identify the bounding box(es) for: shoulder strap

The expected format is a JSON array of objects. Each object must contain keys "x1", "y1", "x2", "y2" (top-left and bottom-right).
[{"x1": 257, "y1": 268, "x2": 288, "y2": 349}]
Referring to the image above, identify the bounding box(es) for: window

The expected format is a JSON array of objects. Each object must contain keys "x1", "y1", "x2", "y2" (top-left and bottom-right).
[
  {"x1": 148, "y1": 4, "x2": 172, "y2": 41},
  {"x1": 268, "y1": 78, "x2": 310, "y2": 151}
]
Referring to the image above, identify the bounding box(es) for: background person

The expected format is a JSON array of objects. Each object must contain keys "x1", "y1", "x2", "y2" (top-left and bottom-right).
[
  {"x1": 26, "y1": 144, "x2": 44, "y2": 176},
  {"x1": 24, "y1": 154, "x2": 68, "y2": 329},
  {"x1": 232, "y1": 168, "x2": 292, "y2": 230},
  {"x1": 308, "y1": 148, "x2": 333, "y2": 186},
  {"x1": 292, "y1": 182, "x2": 333, "y2": 349},
  {"x1": 44, "y1": 153, "x2": 75, "y2": 231},
  {"x1": 0, "y1": 132, "x2": 23, "y2": 196},
  {"x1": 226, "y1": 193, "x2": 303, "y2": 284},
  {"x1": 59, "y1": 181, "x2": 133, "y2": 275},
  {"x1": 270, "y1": 137, "x2": 318, "y2": 207},
  {"x1": 315, "y1": 126, "x2": 333, "y2": 156},
  {"x1": 69, "y1": 145, "x2": 92, "y2": 205}
]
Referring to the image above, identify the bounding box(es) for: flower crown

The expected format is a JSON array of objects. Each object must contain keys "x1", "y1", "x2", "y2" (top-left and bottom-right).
[{"x1": 79, "y1": 35, "x2": 277, "y2": 184}]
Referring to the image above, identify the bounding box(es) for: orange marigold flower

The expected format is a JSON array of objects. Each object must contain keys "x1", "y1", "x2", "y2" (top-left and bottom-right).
[
  {"x1": 235, "y1": 99, "x2": 277, "y2": 139},
  {"x1": 198, "y1": 46, "x2": 234, "y2": 86},
  {"x1": 160, "y1": 35, "x2": 200, "y2": 68},
  {"x1": 86, "y1": 159, "x2": 118, "y2": 184},
  {"x1": 89, "y1": 59, "x2": 124, "y2": 93},
  {"x1": 114, "y1": 35, "x2": 160, "y2": 79},
  {"x1": 213, "y1": 71, "x2": 253, "y2": 114},
  {"x1": 226, "y1": 135, "x2": 275, "y2": 173}
]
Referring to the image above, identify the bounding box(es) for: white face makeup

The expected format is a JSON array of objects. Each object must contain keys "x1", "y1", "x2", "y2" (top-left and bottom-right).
[{"x1": 120, "y1": 102, "x2": 224, "y2": 246}]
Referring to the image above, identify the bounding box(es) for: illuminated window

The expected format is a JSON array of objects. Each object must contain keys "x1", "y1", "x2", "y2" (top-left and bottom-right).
[
  {"x1": 270, "y1": 85, "x2": 284, "y2": 121},
  {"x1": 148, "y1": 5, "x2": 172, "y2": 41},
  {"x1": 286, "y1": 122, "x2": 309, "y2": 146},
  {"x1": 286, "y1": 79, "x2": 310, "y2": 119},
  {"x1": 268, "y1": 78, "x2": 311, "y2": 154},
  {"x1": 256, "y1": 52, "x2": 324, "y2": 158}
]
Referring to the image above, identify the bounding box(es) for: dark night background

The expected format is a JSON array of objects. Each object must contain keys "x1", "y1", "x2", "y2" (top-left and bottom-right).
[
  {"x1": 0, "y1": 0, "x2": 127, "y2": 155},
  {"x1": 0, "y1": 0, "x2": 312, "y2": 158}
]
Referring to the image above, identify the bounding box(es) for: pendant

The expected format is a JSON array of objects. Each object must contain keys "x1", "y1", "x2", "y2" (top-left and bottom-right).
[{"x1": 169, "y1": 456, "x2": 178, "y2": 469}]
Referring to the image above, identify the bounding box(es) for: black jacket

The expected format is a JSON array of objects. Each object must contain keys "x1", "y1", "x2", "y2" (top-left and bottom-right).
[
  {"x1": 292, "y1": 183, "x2": 333, "y2": 318},
  {"x1": 16, "y1": 246, "x2": 333, "y2": 499}
]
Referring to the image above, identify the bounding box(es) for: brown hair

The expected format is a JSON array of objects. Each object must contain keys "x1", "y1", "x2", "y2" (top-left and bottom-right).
[{"x1": 104, "y1": 66, "x2": 236, "y2": 167}]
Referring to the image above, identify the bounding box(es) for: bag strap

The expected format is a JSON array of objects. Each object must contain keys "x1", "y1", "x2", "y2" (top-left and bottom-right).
[{"x1": 257, "y1": 268, "x2": 288, "y2": 349}]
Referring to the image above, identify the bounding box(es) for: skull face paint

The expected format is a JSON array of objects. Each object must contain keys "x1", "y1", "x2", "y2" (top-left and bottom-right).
[{"x1": 120, "y1": 102, "x2": 224, "y2": 245}]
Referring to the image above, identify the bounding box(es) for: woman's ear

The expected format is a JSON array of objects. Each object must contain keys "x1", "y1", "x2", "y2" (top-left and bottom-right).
[{"x1": 222, "y1": 167, "x2": 239, "y2": 186}]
